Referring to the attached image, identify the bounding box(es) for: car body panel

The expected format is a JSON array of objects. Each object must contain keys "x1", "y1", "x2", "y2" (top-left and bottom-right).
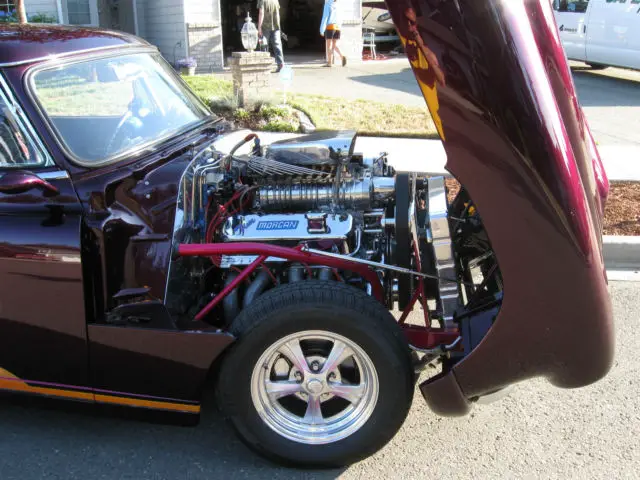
[
  {"x1": 0, "y1": 170, "x2": 88, "y2": 388},
  {"x1": 0, "y1": 25, "x2": 232, "y2": 411},
  {"x1": 386, "y1": 0, "x2": 613, "y2": 413},
  {"x1": 0, "y1": 24, "x2": 150, "y2": 67}
]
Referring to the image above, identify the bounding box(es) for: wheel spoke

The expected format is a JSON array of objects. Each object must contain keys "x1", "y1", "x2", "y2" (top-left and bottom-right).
[
  {"x1": 320, "y1": 339, "x2": 353, "y2": 374},
  {"x1": 279, "y1": 339, "x2": 311, "y2": 374},
  {"x1": 303, "y1": 395, "x2": 324, "y2": 425},
  {"x1": 329, "y1": 382, "x2": 366, "y2": 404},
  {"x1": 265, "y1": 380, "x2": 302, "y2": 399}
]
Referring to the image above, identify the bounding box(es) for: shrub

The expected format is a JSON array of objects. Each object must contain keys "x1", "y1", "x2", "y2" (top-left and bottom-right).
[
  {"x1": 259, "y1": 104, "x2": 290, "y2": 120},
  {"x1": 264, "y1": 119, "x2": 298, "y2": 133},
  {"x1": 234, "y1": 108, "x2": 251, "y2": 121},
  {"x1": 29, "y1": 13, "x2": 58, "y2": 23},
  {"x1": 0, "y1": 10, "x2": 17, "y2": 22},
  {"x1": 176, "y1": 57, "x2": 198, "y2": 69}
]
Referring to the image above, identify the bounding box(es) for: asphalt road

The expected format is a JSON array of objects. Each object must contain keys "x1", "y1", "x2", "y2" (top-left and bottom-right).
[{"x1": 0, "y1": 280, "x2": 637, "y2": 480}]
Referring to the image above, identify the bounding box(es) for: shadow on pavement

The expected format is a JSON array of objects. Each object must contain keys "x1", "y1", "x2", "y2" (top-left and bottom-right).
[
  {"x1": 571, "y1": 67, "x2": 640, "y2": 108},
  {"x1": 349, "y1": 69, "x2": 422, "y2": 97},
  {"x1": 350, "y1": 65, "x2": 640, "y2": 108},
  {"x1": 0, "y1": 392, "x2": 344, "y2": 480}
]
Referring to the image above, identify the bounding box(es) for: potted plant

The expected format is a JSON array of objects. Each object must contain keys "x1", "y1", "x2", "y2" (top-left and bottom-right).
[{"x1": 177, "y1": 57, "x2": 197, "y2": 76}]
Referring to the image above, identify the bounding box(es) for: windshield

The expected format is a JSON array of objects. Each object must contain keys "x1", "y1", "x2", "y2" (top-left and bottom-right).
[{"x1": 31, "y1": 52, "x2": 211, "y2": 165}]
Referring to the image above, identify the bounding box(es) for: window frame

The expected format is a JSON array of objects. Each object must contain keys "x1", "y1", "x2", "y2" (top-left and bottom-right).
[
  {"x1": 0, "y1": 0, "x2": 15, "y2": 15},
  {"x1": 0, "y1": 71, "x2": 53, "y2": 170},
  {"x1": 553, "y1": 0, "x2": 590, "y2": 13},
  {"x1": 24, "y1": 47, "x2": 215, "y2": 169}
]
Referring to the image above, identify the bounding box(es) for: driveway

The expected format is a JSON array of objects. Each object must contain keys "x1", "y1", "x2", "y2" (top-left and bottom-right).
[
  {"x1": 0, "y1": 281, "x2": 637, "y2": 479},
  {"x1": 276, "y1": 57, "x2": 640, "y2": 147}
]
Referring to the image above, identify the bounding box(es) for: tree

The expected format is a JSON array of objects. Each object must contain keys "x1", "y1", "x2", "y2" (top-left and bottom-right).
[{"x1": 15, "y1": 0, "x2": 27, "y2": 24}]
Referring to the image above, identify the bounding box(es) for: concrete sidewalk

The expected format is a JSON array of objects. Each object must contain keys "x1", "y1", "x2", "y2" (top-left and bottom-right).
[{"x1": 216, "y1": 130, "x2": 640, "y2": 181}]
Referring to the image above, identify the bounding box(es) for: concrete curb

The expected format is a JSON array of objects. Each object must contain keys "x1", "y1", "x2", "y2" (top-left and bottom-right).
[{"x1": 603, "y1": 236, "x2": 640, "y2": 271}]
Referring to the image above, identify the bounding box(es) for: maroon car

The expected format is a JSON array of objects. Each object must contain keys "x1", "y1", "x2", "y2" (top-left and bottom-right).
[{"x1": 0, "y1": 0, "x2": 613, "y2": 468}]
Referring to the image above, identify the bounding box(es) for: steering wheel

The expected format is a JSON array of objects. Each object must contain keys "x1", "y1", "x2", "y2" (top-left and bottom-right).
[{"x1": 104, "y1": 110, "x2": 138, "y2": 157}]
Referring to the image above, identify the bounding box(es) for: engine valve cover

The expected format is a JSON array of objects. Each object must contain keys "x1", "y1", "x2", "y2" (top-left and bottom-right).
[{"x1": 222, "y1": 213, "x2": 354, "y2": 242}]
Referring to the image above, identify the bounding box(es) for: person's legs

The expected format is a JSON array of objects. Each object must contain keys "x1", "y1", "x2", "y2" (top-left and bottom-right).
[
  {"x1": 333, "y1": 38, "x2": 345, "y2": 65},
  {"x1": 325, "y1": 37, "x2": 331, "y2": 65},
  {"x1": 329, "y1": 38, "x2": 336, "y2": 65},
  {"x1": 270, "y1": 29, "x2": 285, "y2": 70}
]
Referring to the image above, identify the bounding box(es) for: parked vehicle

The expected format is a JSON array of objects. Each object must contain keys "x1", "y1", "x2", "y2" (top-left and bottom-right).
[
  {"x1": 0, "y1": 0, "x2": 613, "y2": 468},
  {"x1": 553, "y1": 0, "x2": 640, "y2": 70}
]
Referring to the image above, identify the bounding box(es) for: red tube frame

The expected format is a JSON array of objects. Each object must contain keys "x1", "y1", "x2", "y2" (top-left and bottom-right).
[{"x1": 178, "y1": 242, "x2": 459, "y2": 350}]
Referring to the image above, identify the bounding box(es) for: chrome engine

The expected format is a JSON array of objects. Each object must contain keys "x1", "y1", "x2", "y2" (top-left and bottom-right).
[{"x1": 172, "y1": 130, "x2": 462, "y2": 327}]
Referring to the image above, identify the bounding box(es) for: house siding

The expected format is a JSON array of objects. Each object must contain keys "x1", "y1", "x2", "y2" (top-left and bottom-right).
[
  {"x1": 184, "y1": 0, "x2": 224, "y2": 72},
  {"x1": 142, "y1": 0, "x2": 188, "y2": 66},
  {"x1": 24, "y1": 0, "x2": 60, "y2": 20},
  {"x1": 136, "y1": 0, "x2": 147, "y2": 38}
]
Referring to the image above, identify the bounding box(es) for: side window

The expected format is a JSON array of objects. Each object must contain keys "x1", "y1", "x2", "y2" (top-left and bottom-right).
[
  {"x1": 0, "y1": 95, "x2": 45, "y2": 168},
  {"x1": 554, "y1": 0, "x2": 590, "y2": 13}
]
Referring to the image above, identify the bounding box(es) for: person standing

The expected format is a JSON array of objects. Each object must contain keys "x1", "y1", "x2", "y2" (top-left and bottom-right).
[
  {"x1": 257, "y1": 0, "x2": 284, "y2": 72},
  {"x1": 320, "y1": 0, "x2": 347, "y2": 67}
]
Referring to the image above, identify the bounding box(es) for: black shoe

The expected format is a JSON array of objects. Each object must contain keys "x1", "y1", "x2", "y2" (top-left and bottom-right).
[
  {"x1": 342, "y1": 56, "x2": 347, "y2": 67},
  {"x1": 275, "y1": 65, "x2": 283, "y2": 73}
]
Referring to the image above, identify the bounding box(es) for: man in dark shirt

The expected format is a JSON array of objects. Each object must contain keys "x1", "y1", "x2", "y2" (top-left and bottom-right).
[{"x1": 257, "y1": 0, "x2": 285, "y2": 72}]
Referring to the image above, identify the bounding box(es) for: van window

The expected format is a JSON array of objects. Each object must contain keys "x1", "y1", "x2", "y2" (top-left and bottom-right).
[{"x1": 554, "y1": 0, "x2": 589, "y2": 12}]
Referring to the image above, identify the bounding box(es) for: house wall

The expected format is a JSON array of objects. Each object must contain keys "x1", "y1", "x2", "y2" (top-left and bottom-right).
[
  {"x1": 24, "y1": 0, "x2": 60, "y2": 20},
  {"x1": 142, "y1": 0, "x2": 188, "y2": 66},
  {"x1": 136, "y1": 0, "x2": 147, "y2": 38},
  {"x1": 184, "y1": 0, "x2": 224, "y2": 72}
]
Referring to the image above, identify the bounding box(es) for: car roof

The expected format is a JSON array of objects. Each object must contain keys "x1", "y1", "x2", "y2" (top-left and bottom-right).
[{"x1": 0, "y1": 23, "x2": 153, "y2": 67}]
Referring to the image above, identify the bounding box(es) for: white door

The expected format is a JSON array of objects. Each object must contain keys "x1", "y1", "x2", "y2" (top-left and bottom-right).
[
  {"x1": 552, "y1": 0, "x2": 591, "y2": 61},
  {"x1": 586, "y1": 0, "x2": 640, "y2": 70}
]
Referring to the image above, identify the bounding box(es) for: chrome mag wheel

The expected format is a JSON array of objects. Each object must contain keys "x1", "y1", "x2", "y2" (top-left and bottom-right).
[{"x1": 250, "y1": 330, "x2": 379, "y2": 445}]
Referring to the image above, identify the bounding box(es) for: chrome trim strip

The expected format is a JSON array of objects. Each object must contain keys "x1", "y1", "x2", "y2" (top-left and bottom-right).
[
  {"x1": 38, "y1": 170, "x2": 70, "y2": 180},
  {"x1": 0, "y1": 170, "x2": 69, "y2": 181},
  {"x1": 23, "y1": 48, "x2": 213, "y2": 169},
  {"x1": 0, "y1": 43, "x2": 157, "y2": 68}
]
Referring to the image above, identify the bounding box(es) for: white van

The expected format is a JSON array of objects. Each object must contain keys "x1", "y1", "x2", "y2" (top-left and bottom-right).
[{"x1": 553, "y1": 0, "x2": 640, "y2": 70}]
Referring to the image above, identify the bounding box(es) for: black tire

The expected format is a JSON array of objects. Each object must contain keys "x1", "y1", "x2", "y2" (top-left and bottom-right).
[
  {"x1": 216, "y1": 280, "x2": 414, "y2": 467},
  {"x1": 587, "y1": 63, "x2": 608, "y2": 71}
]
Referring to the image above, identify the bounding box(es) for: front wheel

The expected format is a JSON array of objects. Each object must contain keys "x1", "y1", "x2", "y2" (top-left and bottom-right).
[
  {"x1": 587, "y1": 63, "x2": 608, "y2": 71},
  {"x1": 216, "y1": 281, "x2": 414, "y2": 467}
]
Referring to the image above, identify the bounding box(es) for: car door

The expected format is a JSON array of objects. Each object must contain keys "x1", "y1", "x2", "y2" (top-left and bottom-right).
[
  {"x1": 553, "y1": 0, "x2": 591, "y2": 61},
  {"x1": 586, "y1": 0, "x2": 640, "y2": 70},
  {"x1": 0, "y1": 74, "x2": 89, "y2": 399}
]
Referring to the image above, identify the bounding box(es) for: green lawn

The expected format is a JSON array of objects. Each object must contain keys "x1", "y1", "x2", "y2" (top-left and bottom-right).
[
  {"x1": 35, "y1": 79, "x2": 133, "y2": 117},
  {"x1": 182, "y1": 75, "x2": 438, "y2": 138}
]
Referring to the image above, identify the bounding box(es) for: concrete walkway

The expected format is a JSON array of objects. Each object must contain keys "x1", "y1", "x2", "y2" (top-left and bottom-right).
[{"x1": 215, "y1": 130, "x2": 639, "y2": 181}]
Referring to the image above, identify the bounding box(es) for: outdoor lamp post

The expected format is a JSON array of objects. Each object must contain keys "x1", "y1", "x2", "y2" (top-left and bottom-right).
[{"x1": 241, "y1": 12, "x2": 258, "y2": 52}]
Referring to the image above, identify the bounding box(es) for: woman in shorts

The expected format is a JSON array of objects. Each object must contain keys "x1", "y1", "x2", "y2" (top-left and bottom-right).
[{"x1": 320, "y1": 0, "x2": 347, "y2": 67}]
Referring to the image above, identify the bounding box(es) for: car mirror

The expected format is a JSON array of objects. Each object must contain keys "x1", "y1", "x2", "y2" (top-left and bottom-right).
[{"x1": 0, "y1": 170, "x2": 59, "y2": 197}]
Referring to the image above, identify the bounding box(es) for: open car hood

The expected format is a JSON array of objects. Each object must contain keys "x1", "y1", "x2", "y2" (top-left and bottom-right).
[{"x1": 386, "y1": 0, "x2": 613, "y2": 412}]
